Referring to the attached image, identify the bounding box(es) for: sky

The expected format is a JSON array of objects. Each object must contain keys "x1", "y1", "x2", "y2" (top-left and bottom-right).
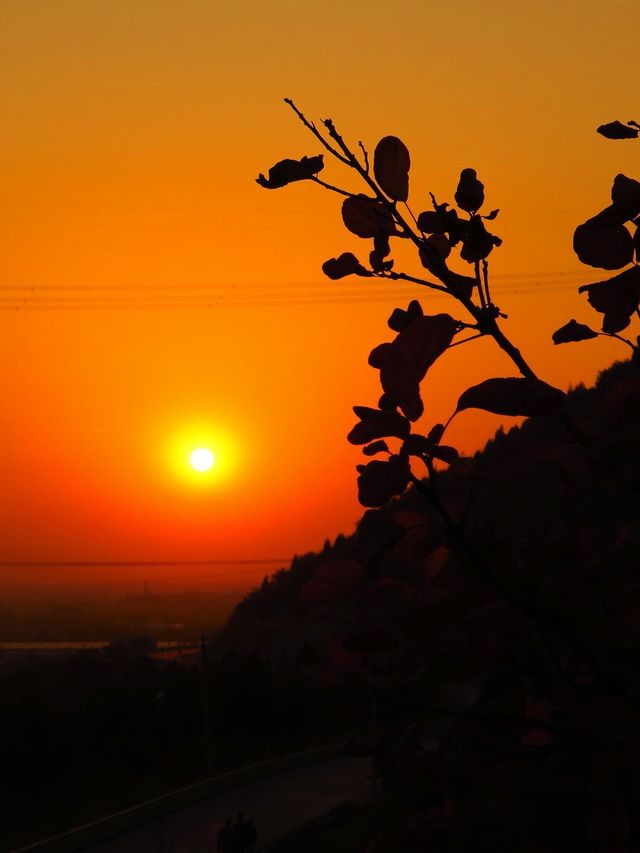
[{"x1": 0, "y1": 0, "x2": 638, "y2": 587}]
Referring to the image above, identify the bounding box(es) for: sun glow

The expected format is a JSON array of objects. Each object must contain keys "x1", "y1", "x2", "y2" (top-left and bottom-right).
[
  {"x1": 190, "y1": 447, "x2": 214, "y2": 471},
  {"x1": 161, "y1": 421, "x2": 246, "y2": 491}
]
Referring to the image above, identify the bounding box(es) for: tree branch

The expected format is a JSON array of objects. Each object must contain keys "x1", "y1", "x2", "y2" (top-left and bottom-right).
[{"x1": 284, "y1": 98, "x2": 351, "y2": 164}]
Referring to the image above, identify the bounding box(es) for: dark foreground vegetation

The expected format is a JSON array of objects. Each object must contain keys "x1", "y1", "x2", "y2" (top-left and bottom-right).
[
  {"x1": 3, "y1": 357, "x2": 640, "y2": 850},
  {"x1": 253, "y1": 108, "x2": 640, "y2": 850}
]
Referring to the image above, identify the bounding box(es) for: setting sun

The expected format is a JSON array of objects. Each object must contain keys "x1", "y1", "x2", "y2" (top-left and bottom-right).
[{"x1": 190, "y1": 448, "x2": 215, "y2": 472}]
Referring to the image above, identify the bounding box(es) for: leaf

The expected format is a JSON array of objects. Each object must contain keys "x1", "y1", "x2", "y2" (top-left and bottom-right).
[
  {"x1": 602, "y1": 311, "x2": 631, "y2": 333},
  {"x1": 402, "y1": 434, "x2": 433, "y2": 456},
  {"x1": 454, "y1": 168, "x2": 485, "y2": 213},
  {"x1": 373, "y1": 136, "x2": 410, "y2": 202},
  {"x1": 456, "y1": 377, "x2": 565, "y2": 417},
  {"x1": 388, "y1": 299, "x2": 423, "y2": 331},
  {"x1": 427, "y1": 423, "x2": 445, "y2": 444},
  {"x1": 426, "y1": 233, "x2": 451, "y2": 261},
  {"x1": 256, "y1": 154, "x2": 324, "y2": 189},
  {"x1": 417, "y1": 208, "x2": 461, "y2": 236},
  {"x1": 362, "y1": 440, "x2": 390, "y2": 456},
  {"x1": 348, "y1": 406, "x2": 411, "y2": 444},
  {"x1": 573, "y1": 220, "x2": 634, "y2": 269},
  {"x1": 597, "y1": 120, "x2": 639, "y2": 139},
  {"x1": 459, "y1": 215, "x2": 501, "y2": 263},
  {"x1": 369, "y1": 314, "x2": 459, "y2": 421},
  {"x1": 341, "y1": 195, "x2": 395, "y2": 238},
  {"x1": 611, "y1": 173, "x2": 640, "y2": 220},
  {"x1": 483, "y1": 208, "x2": 500, "y2": 220},
  {"x1": 322, "y1": 252, "x2": 372, "y2": 280},
  {"x1": 370, "y1": 232, "x2": 392, "y2": 272},
  {"x1": 578, "y1": 265, "x2": 640, "y2": 329},
  {"x1": 357, "y1": 455, "x2": 411, "y2": 507},
  {"x1": 552, "y1": 319, "x2": 599, "y2": 344},
  {"x1": 432, "y1": 445, "x2": 459, "y2": 465},
  {"x1": 424, "y1": 545, "x2": 450, "y2": 579}
]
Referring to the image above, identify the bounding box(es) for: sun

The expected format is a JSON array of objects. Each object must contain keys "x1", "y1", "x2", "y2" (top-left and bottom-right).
[{"x1": 190, "y1": 447, "x2": 215, "y2": 472}]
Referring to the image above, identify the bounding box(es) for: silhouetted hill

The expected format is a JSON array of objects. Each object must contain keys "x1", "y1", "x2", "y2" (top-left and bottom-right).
[{"x1": 216, "y1": 353, "x2": 640, "y2": 661}]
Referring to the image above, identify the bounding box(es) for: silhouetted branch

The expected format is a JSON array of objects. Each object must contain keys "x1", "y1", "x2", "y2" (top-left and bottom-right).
[
  {"x1": 601, "y1": 331, "x2": 639, "y2": 353},
  {"x1": 309, "y1": 175, "x2": 353, "y2": 198},
  {"x1": 284, "y1": 98, "x2": 350, "y2": 164},
  {"x1": 447, "y1": 332, "x2": 485, "y2": 348},
  {"x1": 386, "y1": 270, "x2": 448, "y2": 294},
  {"x1": 358, "y1": 140, "x2": 370, "y2": 174}
]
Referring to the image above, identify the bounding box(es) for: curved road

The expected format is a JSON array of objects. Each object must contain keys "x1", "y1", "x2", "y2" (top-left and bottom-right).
[{"x1": 86, "y1": 756, "x2": 372, "y2": 852}]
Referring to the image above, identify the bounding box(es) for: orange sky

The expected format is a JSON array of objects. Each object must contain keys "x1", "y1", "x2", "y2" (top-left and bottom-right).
[{"x1": 0, "y1": 0, "x2": 638, "y2": 586}]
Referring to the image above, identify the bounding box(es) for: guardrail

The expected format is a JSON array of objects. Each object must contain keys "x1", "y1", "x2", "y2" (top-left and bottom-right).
[{"x1": 14, "y1": 743, "x2": 346, "y2": 853}]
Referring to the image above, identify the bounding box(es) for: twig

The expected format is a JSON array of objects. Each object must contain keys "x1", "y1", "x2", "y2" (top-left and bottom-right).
[
  {"x1": 386, "y1": 270, "x2": 448, "y2": 294},
  {"x1": 447, "y1": 332, "x2": 485, "y2": 349},
  {"x1": 358, "y1": 141, "x2": 370, "y2": 174},
  {"x1": 284, "y1": 98, "x2": 350, "y2": 164},
  {"x1": 600, "y1": 331, "x2": 639, "y2": 353},
  {"x1": 308, "y1": 175, "x2": 353, "y2": 198}
]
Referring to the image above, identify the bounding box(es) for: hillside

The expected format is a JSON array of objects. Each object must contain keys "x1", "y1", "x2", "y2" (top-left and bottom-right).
[{"x1": 216, "y1": 352, "x2": 640, "y2": 662}]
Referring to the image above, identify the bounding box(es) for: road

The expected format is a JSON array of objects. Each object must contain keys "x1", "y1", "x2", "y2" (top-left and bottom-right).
[{"x1": 86, "y1": 756, "x2": 372, "y2": 852}]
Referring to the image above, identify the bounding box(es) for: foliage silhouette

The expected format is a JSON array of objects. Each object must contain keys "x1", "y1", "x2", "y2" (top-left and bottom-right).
[{"x1": 256, "y1": 103, "x2": 640, "y2": 849}]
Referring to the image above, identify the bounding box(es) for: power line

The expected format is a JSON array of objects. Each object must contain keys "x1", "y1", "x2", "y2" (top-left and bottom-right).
[{"x1": 0, "y1": 271, "x2": 596, "y2": 310}]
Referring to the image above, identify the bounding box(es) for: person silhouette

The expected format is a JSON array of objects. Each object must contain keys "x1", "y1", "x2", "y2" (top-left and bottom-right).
[
  {"x1": 216, "y1": 817, "x2": 233, "y2": 852},
  {"x1": 231, "y1": 812, "x2": 247, "y2": 853},
  {"x1": 245, "y1": 817, "x2": 257, "y2": 852}
]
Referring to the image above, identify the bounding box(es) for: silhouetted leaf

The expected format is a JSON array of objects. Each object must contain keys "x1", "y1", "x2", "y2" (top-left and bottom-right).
[
  {"x1": 341, "y1": 195, "x2": 395, "y2": 238},
  {"x1": 611, "y1": 174, "x2": 640, "y2": 220},
  {"x1": 362, "y1": 440, "x2": 390, "y2": 456},
  {"x1": 373, "y1": 136, "x2": 410, "y2": 202},
  {"x1": 573, "y1": 220, "x2": 634, "y2": 269},
  {"x1": 388, "y1": 299, "x2": 423, "y2": 331},
  {"x1": 446, "y1": 272, "x2": 475, "y2": 301},
  {"x1": 370, "y1": 232, "x2": 393, "y2": 272},
  {"x1": 378, "y1": 392, "x2": 398, "y2": 410},
  {"x1": 456, "y1": 377, "x2": 565, "y2": 417},
  {"x1": 402, "y1": 434, "x2": 433, "y2": 456},
  {"x1": 348, "y1": 406, "x2": 411, "y2": 444},
  {"x1": 426, "y1": 233, "x2": 451, "y2": 260},
  {"x1": 357, "y1": 455, "x2": 411, "y2": 507},
  {"x1": 597, "y1": 120, "x2": 639, "y2": 139},
  {"x1": 602, "y1": 311, "x2": 631, "y2": 333},
  {"x1": 460, "y1": 215, "x2": 501, "y2": 263},
  {"x1": 484, "y1": 209, "x2": 500, "y2": 220},
  {"x1": 256, "y1": 154, "x2": 324, "y2": 189},
  {"x1": 417, "y1": 207, "x2": 461, "y2": 237},
  {"x1": 322, "y1": 252, "x2": 372, "y2": 280},
  {"x1": 552, "y1": 319, "x2": 599, "y2": 344},
  {"x1": 454, "y1": 168, "x2": 484, "y2": 213},
  {"x1": 432, "y1": 445, "x2": 459, "y2": 464},
  {"x1": 427, "y1": 423, "x2": 445, "y2": 443},
  {"x1": 578, "y1": 265, "x2": 640, "y2": 330},
  {"x1": 424, "y1": 545, "x2": 450, "y2": 579},
  {"x1": 369, "y1": 314, "x2": 459, "y2": 420}
]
